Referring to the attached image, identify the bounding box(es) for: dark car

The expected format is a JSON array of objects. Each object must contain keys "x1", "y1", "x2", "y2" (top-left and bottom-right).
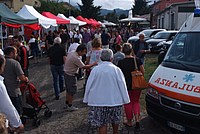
[
  {"x1": 127, "y1": 29, "x2": 166, "y2": 46},
  {"x1": 147, "y1": 31, "x2": 178, "y2": 52},
  {"x1": 157, "y1": 40, "x2": 172, "y2": 64}
]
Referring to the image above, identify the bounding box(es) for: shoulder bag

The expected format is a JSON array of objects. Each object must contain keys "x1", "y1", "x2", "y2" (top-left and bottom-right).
[{"x1": 131, "y1": 57, "x2": 148, "y2": 90}]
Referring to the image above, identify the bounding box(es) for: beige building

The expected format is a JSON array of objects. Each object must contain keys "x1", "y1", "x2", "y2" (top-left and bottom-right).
[{"x1": 0, "y1": 0, "x2": 41, "y2": 12}]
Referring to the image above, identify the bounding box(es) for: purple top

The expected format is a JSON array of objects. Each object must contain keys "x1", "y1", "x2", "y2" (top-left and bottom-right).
[{"x1": 82, "y1": 32, "x2": 91, "y2": 44}]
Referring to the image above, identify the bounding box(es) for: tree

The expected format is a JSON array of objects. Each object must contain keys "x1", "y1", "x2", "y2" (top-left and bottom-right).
[
  {"x1": 132, "y1": 0, "x2": 150, "y2": 16},
  {"x1": 78, "y1": 0, "x2": 101, "y2": 20},
  {"x1": 35, "y1": 0, "x2": 80, "y2": 17},
  {"x1": 105, "y1": 12, "x2": 118, "y2": 23},
  {"x1": 119, "y1": 14, "x2": 127, "y2": 20}
]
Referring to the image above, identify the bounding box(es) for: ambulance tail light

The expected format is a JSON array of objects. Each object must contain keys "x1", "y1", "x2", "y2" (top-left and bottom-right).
[{"x1": 147, "y1": 87, "x2": 159, "y2": 99}]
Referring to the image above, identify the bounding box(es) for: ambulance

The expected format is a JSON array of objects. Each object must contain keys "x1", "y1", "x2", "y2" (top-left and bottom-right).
[{"x1": 145, "y1": 8, "x2": 200, "y2": 133}]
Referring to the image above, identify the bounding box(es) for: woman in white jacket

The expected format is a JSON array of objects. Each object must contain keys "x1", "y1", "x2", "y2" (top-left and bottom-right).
[{"x1": 83, "y1": 49, "x2": 130, "y2": 134}]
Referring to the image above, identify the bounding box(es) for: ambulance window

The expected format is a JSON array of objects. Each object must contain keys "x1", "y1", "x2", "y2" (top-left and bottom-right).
[
  {"x1": 165, "y1": 33, "x2": 186, "y2": 60},
  {"x1": 164, "y1": 32, "x2": 200, "y2": 67}
]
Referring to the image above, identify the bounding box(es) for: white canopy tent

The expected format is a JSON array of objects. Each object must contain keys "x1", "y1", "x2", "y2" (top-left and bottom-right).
[
  {"x1": 17, "y1": 5, "x2": 57, "y2": 29},
  {"x1": 57, "y1": 14, "x2": 78, "y2": 25},
  {"x1": 119, "y1": 10, "x2": 147, "y2": 22},
  {"x1": 68, "y1": 16, "x2": 87, "y2": 26},
  {"x1": 98, "y1": 21, "x2": 105, "y2": 27},
  {"x1": 103, "y1": 21, "x2": 116, "y2": 26},
  {"x1": 119, "y1": 17, "x2": 147, "y2": 22}
]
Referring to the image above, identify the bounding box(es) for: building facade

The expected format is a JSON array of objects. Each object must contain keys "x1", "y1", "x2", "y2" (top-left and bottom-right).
[
  {"x1": 151, "y1": 0, "x2": 193, "y2": 28},
  {"x1": 0, "y1": 0, "x2": 40, "y2": 12},
  {"x1": 157, "y1": 1, "x2": 195, "y2": 30}
]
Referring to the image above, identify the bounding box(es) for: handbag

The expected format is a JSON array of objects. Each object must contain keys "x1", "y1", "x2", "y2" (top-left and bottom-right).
[{"x1": 131, "y1": 57, "x2": 148, "y2": 90}]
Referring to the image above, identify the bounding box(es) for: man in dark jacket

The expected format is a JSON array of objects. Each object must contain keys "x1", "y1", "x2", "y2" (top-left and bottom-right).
[
  {"x1": 47, "y1": 37, "x2": 67, "y2": 100},
  {"x1": 133, "y1": 33, "x2": 150, "y2": 64}
]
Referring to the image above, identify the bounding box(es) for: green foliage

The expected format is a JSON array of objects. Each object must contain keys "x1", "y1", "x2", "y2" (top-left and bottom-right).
[
  {"x1": 119, "y1": 14, "x2": 127, "y2": 20},
  {"x1": 144, "y1": 54, "x2": 158, "y2": 81},
  {"x1": 140, "y1": 54, "x2": 158, "y2": 113},
  {"x1": 35, "y1": 0, "x2": 80, "y2": 17},
  {"x1": 105, "y1": 12, "x2": 118, "y2": 23},
  {"x1": 133, "y1": 0, "x2": 150, "y2": 16},
  {"x1": 78, "y1": 0, "x2": 101, "y2": 20}
]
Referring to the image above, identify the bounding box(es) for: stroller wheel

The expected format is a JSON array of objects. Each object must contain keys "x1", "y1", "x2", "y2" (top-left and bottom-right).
[
  {"x1": 44, "y1": 110, "x2": 52, "y2": 118},
  {"x1": 33, "y1": 119, "x2": 40, "y2": 127}
]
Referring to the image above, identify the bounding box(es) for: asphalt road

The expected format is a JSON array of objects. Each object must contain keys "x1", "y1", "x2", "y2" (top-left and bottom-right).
[{"x1": 23, "y1": 56, "x2": 179, "y2": 134}]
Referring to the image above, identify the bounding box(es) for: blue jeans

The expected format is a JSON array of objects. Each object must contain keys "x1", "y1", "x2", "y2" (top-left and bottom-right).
[
  {"x1": 50, "y1": 65, "x2": 64, "y2": 97},
  {"x1": 10, "y1": 95, "x2": 22, "y2": 115}
]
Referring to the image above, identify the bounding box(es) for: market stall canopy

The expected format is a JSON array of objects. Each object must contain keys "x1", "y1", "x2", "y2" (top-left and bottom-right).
[
  {"x1": 89, "y1": 18, "x2": 101, "y2": 27},
  {"x1": 42, "y1": 12, "x2": 70, "y2": 24},
  {"x1": 76, "y1": 16, "x2": 93, "y2": 25},
  {"x1": 103, "y1": 21, "x2": 116, "y2": 26},
  {"x1": 68, "y1": 16, "x2": 86, "y2": 26},
  {"x1": 84, "y1": 18, "x2": 93, "y2": 25},
  {"x1": 119, "y1": 17, "x2": 147, "y2": 22},
  {"x1": 0, "y1": 3, "x2": 38, "y2": 27},
  {"x1": 119, "y1": 9, "x2": 147, "y2": 22},
  {"x1": 98, "y1": 21, "x2": 105, "y2": 27},
  {"x1": 17, "y1": 5, "x2": 57, "y2": 29},
  {"x1": 76, "y1": 15, "x2": 86, "y2": 22},
  {"x1": 57, "y1": 14, "x2": 78, "y2": 25}
]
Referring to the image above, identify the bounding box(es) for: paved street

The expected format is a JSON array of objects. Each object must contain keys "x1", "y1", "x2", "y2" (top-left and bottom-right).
[{"x1": 24, "y1": 56, "x2": 177, "y2": 134}]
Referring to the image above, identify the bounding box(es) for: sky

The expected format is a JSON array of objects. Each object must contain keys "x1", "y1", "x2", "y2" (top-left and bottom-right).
[{"x1": 61, "y1": 0, "x2": 135, "y2": 10}]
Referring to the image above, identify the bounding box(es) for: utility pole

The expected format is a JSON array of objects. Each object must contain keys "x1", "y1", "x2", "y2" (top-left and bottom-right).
[{"x1": 69, "y1": 0, "x2": 71, "y2": 16}]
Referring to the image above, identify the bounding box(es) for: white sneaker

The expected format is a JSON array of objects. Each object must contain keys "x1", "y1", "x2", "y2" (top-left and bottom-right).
[{"x1": 67, "y1": 106, "x2": 79, "y2": 111}]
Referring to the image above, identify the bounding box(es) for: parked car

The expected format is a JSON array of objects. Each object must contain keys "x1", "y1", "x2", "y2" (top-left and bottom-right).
[
  {"x1": 157, "y1": 40, "x2": 172, "y2": 64},
  {"x1": 127, "y1": 29, "x2": 166, "y2": 46},
  {"x1": 147, "y1": 30, "x2": 178, "y2": 52}
]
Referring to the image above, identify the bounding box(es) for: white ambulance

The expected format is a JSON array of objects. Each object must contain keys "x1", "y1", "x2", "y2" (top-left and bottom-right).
[{"x1": 146, "y1": 8, "x2": 200, "y2": 133}]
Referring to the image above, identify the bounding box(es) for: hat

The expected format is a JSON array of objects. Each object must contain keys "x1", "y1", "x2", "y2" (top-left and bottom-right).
[{"x1": 54, "y1": 37, "x2": 62, "y2": 44}]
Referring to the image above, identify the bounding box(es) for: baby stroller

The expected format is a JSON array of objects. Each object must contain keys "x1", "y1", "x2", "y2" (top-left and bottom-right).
[{"x1": 20, "y1": 82, "x2": 52, "y2": 127}]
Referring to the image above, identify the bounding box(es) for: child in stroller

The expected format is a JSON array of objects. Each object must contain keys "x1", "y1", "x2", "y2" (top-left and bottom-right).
[{"x1": 20, "y1": 82, "x2": 52, "y2": 127}]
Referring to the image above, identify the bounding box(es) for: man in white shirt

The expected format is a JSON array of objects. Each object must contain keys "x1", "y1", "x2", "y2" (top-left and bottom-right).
[
  {"x1": 94, "y1": 29, "x2": 101, "y2": 40},
  {"x1": 68, "y1": 38, "x2": 80, "y2": 53},
  {"x1": 73, "y1": 30, "x2": 82, "y2": 44},
  {"x1": 64, "y1": 45, "x2": 97, "y2": 111},
  {"x1": 83, "y1": 49, "x2": 130, "y2": 134}
]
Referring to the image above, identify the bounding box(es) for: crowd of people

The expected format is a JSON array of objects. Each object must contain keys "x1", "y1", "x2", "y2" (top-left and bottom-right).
[{"x1": 0, "y1": 26, "x2": 151, "y2": 133}]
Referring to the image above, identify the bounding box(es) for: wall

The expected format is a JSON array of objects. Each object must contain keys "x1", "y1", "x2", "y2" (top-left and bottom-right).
[
  {"x1": 157, "y1": 2, "x2": 194, "y2": 30},
  {"x1": 12, "y1": 0, "x2": 40, "y2": 12},
  {"x1": 152, "y1": 0, "x2": 193, "y2": 27}
]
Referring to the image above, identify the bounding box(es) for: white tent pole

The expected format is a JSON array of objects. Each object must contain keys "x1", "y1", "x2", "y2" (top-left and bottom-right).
[
  {"x1": 39, "y1": 29, "x2": 41, "y2": 40},
  {"x1": 1, "y1": 25, "x2": 3, "y2": 49},
  {"x1": 21, "y1": 25, "x2": 25, "y2": 45}
]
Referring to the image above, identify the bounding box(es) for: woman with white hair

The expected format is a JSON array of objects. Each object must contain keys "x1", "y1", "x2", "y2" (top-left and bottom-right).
[
  {"x1": 83, "y1": 49, "x2": 130, "y2": 134},
  {"x1": 47, "y1": 37, "x2": 67, "y2": 100}
]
